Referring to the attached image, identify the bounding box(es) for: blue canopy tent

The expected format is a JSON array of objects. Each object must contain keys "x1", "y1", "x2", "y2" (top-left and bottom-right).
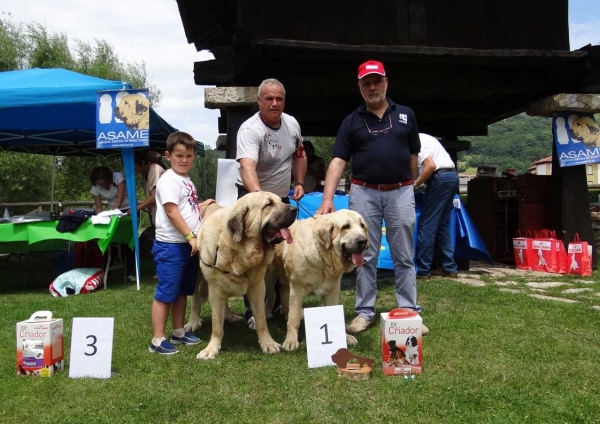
[{"x1": 0, "y1": 68, "x2": 205, "y2": 288}]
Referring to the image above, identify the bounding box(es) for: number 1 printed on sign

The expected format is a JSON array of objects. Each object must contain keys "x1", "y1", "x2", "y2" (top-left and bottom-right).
[{"x1": 320, "y1": 324, "x2": 333, "y2": 345}]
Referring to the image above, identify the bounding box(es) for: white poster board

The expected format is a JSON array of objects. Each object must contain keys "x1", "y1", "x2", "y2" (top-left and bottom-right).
[
  {"x1": 69, "y1": 317, "x2": 114, "y2": 378},
  {"x1": 304, "y1": 305, "x2": 347, "y2": 368},
  {"x1": 215, "y1": 158, "x2": 240, "y2": 207}
]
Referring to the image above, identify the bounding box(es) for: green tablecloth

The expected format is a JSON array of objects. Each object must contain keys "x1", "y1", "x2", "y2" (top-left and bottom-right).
[{"x1": 0, "y1": 216, "x2": 134, "y2": 254}]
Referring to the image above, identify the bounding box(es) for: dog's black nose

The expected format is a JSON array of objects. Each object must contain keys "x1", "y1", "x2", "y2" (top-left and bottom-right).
[{"x1": 357, "y1": 237, "x2": 368, "y2": 250}]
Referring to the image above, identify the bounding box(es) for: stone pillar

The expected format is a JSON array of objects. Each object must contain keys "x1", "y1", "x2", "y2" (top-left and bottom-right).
[
  {"x1": 205, "y1": 87, "x2": 259, "y2": 159},
  {"x1": 527, "y1": 93, "x2": 600, "y2": 268},
  {"x1": 526, "y1": 94, "x2": 600, "y2": 117}
]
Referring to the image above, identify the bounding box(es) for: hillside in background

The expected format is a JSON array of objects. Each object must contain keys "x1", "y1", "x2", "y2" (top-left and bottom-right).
[{"x1": 459, "y1": 113, "x2": 554, "y2": 174}]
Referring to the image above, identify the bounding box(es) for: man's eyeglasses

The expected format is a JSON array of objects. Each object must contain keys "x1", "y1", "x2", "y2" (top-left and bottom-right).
[{"x1": 364, "y1": 114, "x2": 392, "y2": 135}]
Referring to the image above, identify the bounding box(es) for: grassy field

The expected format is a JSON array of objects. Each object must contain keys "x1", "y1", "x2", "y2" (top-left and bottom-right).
[{"x1": 1, "y1": 255, "x2": 600, "y2": 423}]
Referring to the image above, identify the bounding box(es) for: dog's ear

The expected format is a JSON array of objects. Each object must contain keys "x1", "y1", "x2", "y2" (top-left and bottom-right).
[
  {"x1": 228, "y1": 205, "x2": 248, "y2": 243},
  {"x1": 316, "y1": 218, "x2": 334, "y2": 249},
  {"x1": 587, "y1": 121, "x2": 600, "y2": 136},
  {"x1": 568, "y1": 128, "x2": 581, "y2": 142},
  {"x1": 135, "y1": 99, "x2": 149, "y2": 115}
]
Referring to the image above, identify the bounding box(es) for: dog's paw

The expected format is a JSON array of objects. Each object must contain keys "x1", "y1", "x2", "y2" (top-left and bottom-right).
[
  {"x1": 197, "y1": 347, "x2": 219, "y2": 360},
  {"x1": 184, "y1": 318, "x2": 203, "y2": 333},
  {"x1": 346, "y1": 333, "x2": 358, "y2": 346},
  {"x1": 224, "y1": 313, "x2": 243, "y2": 323},
  {"x1": 282, "y1": 339, "x2": 300, "y2": 351},
  {"x1": 260, "y1": 340, "x2": 281, "y2": 354}
]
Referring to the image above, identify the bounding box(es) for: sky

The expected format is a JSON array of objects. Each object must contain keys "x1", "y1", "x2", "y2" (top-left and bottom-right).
[{"x1": 1, "y1": 1, "x2": 599, "y2": 149}]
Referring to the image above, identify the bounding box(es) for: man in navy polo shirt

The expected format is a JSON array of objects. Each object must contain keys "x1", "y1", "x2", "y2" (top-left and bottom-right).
[{"x1": 317, "y1": 60, "x2": 428, "y2": 336}]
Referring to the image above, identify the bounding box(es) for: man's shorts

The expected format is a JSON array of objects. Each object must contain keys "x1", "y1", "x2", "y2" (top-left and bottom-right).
[{"x1": 152, "y1": 241, "x2": 198, "y2": 303}]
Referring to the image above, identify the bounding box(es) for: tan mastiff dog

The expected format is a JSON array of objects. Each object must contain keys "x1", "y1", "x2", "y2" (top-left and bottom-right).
[
  {"x1": 196, "y1": 191, "x2": 297, "y2": 360},
  {"x1": 185, "y1": 203, "x2": 242, "y2": 332},
  {"x1": 267, "y1": 209, "x2": 368, "y2": 351}
]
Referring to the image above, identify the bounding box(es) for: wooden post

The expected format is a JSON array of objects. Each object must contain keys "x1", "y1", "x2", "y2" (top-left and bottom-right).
[{"x1": 550, "y1": 127, "x2": 597, "y2": 268}]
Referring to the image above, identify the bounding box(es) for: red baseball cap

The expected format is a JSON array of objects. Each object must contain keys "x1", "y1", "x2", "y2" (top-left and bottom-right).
[{"x1": 358, "y1": 60, "x2": 386, "y2": 79}]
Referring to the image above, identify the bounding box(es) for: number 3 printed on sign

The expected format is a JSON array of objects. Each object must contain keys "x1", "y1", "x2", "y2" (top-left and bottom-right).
[{"x1": 85, "y1": 335, "x2": 97, "y2": 356}]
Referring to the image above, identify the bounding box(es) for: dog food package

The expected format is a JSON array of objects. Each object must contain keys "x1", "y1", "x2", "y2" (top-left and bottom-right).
[
  {"x1": 16, "y1": 311, "x2": 64, "y2": 376},
  {"x1": 380, "y1": 308, "x2": 423, "y2": 375}
]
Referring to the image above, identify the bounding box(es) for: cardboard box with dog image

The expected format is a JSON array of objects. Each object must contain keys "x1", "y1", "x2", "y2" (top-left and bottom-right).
[
  {"x1": 16, "y1": 311, "x2": 64, "y2": 376},
  {"x1": 380, "y1": 308, "x2": 423, "y2": 375}
]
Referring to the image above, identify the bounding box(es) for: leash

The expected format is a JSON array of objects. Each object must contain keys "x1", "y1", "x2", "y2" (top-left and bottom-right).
[{"x1": 295, "y1": 199, "x2": 316, "y2": 219}]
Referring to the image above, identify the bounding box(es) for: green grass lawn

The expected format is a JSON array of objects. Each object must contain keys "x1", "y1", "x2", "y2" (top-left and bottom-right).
[{"x1": 1, "y1": 255, "x2": 600, "y2": 423}]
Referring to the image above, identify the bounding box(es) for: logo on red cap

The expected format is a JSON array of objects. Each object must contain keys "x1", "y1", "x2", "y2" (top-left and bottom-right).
[{"x1": 358, "y1": 60, "x2": 386, "y2": 79}]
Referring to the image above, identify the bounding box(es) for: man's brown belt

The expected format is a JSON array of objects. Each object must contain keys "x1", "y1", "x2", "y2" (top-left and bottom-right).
[{"x1": 351, "y1": 178, "x2": 414, "y2": 192}]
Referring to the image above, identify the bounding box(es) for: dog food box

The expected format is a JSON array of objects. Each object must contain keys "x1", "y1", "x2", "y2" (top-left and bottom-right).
[
  {"x1": 16, "y1": 311, "x2": 64, "y2": 376},
  {"x1": 380, "y1": 308, "x2": 423, "y2": 375}
]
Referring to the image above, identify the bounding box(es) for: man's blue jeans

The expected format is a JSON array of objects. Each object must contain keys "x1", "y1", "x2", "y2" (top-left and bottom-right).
[{"x1": 416, "y1": 170, "x2": 459, "y2": 276}]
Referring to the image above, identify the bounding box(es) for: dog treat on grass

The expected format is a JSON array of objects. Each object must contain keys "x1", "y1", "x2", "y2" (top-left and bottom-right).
[{"x1": 332, "y1": 348, "x2": 374, "y2": 380}]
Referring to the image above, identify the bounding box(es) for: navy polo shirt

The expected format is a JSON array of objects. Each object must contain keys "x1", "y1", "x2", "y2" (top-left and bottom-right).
[{"x1": 332, "y1": 98, "x2": 420, "y2": 184}]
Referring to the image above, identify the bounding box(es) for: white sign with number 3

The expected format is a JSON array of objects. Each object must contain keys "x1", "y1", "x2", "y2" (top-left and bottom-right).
[
  {"x1": 304, "y1": 305, "x2": 347, "y2": 368},
  {"x1": 69, "y1": 317, "x2": 114, "y2": 378}
]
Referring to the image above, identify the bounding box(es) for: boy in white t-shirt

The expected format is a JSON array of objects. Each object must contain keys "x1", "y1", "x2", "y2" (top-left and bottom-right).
[{"x1": 149, "y1": 131, "x2": 215, "y2": 355}]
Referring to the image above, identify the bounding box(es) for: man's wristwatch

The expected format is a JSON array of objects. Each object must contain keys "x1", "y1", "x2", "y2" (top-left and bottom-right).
[
  {"x1": 185, "y1": 231, "x2": 196, "y2": 240},
  {"x1": 295, "y1": 182, "x2": 304, "y2": 187}
]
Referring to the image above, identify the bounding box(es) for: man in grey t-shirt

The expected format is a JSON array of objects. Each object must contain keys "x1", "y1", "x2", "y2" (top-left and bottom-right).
[
  {"x1": 237, "y1": 78, "x2": 306, "y2": 200},
  {"x1": 236, "y1": 78, "x2": 307, "y2": 328}
]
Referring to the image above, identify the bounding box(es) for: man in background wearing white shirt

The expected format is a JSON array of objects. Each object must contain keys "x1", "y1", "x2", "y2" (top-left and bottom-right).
[{"x1": 414, "y1": 133, "x2": 460, "y2": 280}]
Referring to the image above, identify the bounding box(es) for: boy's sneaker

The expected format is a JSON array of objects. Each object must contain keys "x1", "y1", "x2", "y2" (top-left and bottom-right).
[
  {"x1": 149, "y1": 340, "x2": 179, "y2": 355},
  {"x1": 127, "y1": 275, "x2": 136, "y2": 282},
  {"x1": 170, "y1": 332, "x2": 201, "y2": 346}
]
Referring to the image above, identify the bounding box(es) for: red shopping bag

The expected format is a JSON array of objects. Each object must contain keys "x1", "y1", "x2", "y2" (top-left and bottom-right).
[
  {"x1": 531, "y1": 230, "x2": 557, "y2": 273},
  {"x1": 513, "y1": 231, "x2": 534, "y2": 270},
  {"x1": 568, "y1": 233, "x2": 592, "y2": 276},
  {"x1": 555, "y1": 237, "x2": 569, "y2": 274}
]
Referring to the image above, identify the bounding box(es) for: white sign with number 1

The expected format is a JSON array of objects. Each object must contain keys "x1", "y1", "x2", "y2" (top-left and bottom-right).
[
  {"x1": 69, "y1": 317, "x2": 114, "y2": 378},
  {"x1": 304, "y1": 305, "x2": 347, "y2": 368}
]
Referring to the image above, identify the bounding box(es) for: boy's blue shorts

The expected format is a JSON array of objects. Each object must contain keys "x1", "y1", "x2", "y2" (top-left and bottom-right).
[{"x1": 152, "y1": 240, "x2": 198, "y2": 303}]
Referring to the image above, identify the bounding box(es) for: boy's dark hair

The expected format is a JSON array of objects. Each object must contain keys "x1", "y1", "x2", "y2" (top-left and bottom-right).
[
  {"x1": 90, "y1": 166, "x2": 115, "y2": 187},
  {"x1": 166, "y1": 131, "x2": 196, "y2": 153}
]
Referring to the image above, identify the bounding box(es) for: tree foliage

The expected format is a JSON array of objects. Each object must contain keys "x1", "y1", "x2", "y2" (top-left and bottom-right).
[
  {"x1": 0, "y1": 13, "x2": 27, "y2": 70},
  {"x1": 460, "y1": 114, "x2": 554, "y2": 174},
  {"x1": 0, "y1": 153, "x2": 54, "y2": 204},
  {"x1": 186, "y1": 147, "x2": 224, "y2": 200}
]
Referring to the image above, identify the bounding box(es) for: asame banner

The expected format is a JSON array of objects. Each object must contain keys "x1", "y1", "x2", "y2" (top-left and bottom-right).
[
  {"x1": 96, "y1": 89, "x2": 150, "y2": 149},
  {"x1": 553, "y1": 112, "x2": 600, "y2": 167}
]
